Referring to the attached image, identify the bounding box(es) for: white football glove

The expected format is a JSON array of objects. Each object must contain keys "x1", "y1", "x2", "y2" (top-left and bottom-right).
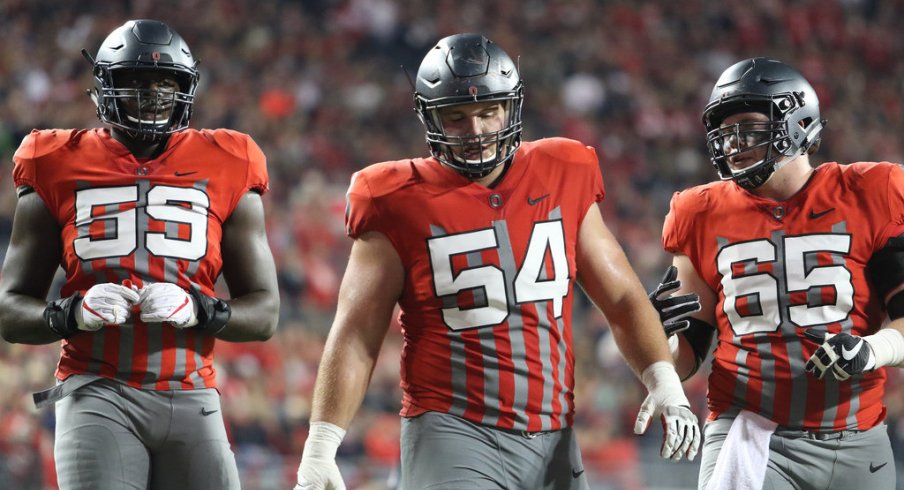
[
  {"x1": 295, "y1": 422, "x2": 346, "y2": 490},
  {"x1": 634, "y1": 361, "x2": 700, "y2": 462},
  {"x1": 75, "y1": 283, "x2": 141, "y2": 331},
  {"x1": 138, "y1": 283, "x2": 198, "y2": 328}
]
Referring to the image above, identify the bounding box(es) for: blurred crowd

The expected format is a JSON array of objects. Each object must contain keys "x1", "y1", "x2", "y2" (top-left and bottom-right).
[{"x1": 1, "y1": 0, "x2": 904, "y2": 488}]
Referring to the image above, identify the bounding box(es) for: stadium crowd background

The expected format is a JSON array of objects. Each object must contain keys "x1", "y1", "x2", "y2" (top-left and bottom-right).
[{"x1": 1, "y1": 1, "x2": 903, "y2": 488}]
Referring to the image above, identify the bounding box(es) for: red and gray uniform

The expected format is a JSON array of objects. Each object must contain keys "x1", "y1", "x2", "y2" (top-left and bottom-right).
[
  {"x1": 666, "y1": 162, "x2": 904, "y2": 490},
  {"x1": 663, "y1": 162, "x2": 904, "y2": 431},
  {"x1": 14, "y1": 127, "x2": 268, "y2": 490},
  {"x1": 13, "y1": 128, "x2": 268, "y2": 391},
  {"x1": 345, "y1": 137, "x2": 604, "y2": 433}
]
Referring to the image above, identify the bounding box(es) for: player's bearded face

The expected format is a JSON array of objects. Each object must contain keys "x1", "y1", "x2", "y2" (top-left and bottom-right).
[
  {"x1": 438, "y1": 101, "x2": 508, "y2": 164},
  {"x1": 717, "y1": 112, "x2": 773, "y2": 172},
  {"x1": 115, "y1": 70, "x2": 180, "y2": 126}
]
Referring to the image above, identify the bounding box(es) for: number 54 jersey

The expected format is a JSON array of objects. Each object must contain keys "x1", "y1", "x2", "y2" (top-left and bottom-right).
[
  {"x1": 13, "y1": 128, "x2": 268, "y2": 390},
  {"x1": 346, "y1": 138, "x2": 604, "y2": 433},
  {"x1": 663, "y1": 162, "x2": 904, "y2": 432}
]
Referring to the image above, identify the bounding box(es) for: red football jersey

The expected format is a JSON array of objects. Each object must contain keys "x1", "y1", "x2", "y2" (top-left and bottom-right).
[
  {"x1": 13, "y1": 128, "x2": 268, "y2": 390},
  {"x1": 346, "y1": 138, "x2": 604, "y2": 432},
  {"x1": 663, "y1": 162, "x2": 904, "y2": 431}
]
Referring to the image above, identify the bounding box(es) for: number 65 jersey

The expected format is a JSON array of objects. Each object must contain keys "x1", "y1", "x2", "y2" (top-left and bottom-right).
[
  {"x1": 13, "y1": 128, "x2": 268, "y2": 390},
  {"x1": 663, "y1": 162, "x2": 904, "y2": 432},
  {"x1": 346, "y1": 138, "x2": 604, "y2": 433}
]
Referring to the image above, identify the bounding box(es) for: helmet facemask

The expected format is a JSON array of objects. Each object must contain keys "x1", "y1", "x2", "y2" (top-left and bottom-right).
[
  {"x1": 416, "y1": 88, "x2": 524, "y2": 178},
  {"x1": 95, "y1": 68, "x2": 196, "y2": 142}
]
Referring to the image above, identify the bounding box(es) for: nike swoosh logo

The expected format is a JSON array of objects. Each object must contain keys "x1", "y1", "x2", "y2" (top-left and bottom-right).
[
  {"x1": 841, "y1": 340, "x2": 862, "y2": 361},
  {"x1": 175, "y1": 171, "x2": 198, "y2": 177},
  {"x1": 528, "y1": 194, "x2": 549, "y2": 205},
  {"x1": 572, "y1": 469, "x2": 584, "y2": 478},
  {"x1": 808, "y1": 208, "x2": 835, "y2": 219},
  {"x1": 200, "y1": 408, "x2": 219, "y2": 416},
  {"x1": 870, "y1": 462, "x2": 887, "y2": 473}
]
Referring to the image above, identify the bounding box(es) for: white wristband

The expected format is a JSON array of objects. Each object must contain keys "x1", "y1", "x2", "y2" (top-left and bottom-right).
[
  {"x1": 304, "y1": 421, "x2": 346, "y2": 459},
  {"x1": 640, "y1": 361, "x2": 690, "y2": 406},
  {"x1": 864, "y1": 329, "x2": 904, "y2": 369}
]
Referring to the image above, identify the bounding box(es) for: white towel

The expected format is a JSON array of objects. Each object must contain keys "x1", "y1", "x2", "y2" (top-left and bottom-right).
[{"x1": 705, "y1": 410, "x2": 779, "y2": 490}]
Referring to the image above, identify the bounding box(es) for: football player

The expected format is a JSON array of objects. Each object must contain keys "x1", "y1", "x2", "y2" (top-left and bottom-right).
[
  {"x1": 655, "y1": 57, "x2": 903, "y2": 489},
  {"x1": 294, "y1": 33, "x2": 699, "y2": 490},
  {"x1": 0, "y1": 19, "x2": 279, "y2": 490}
]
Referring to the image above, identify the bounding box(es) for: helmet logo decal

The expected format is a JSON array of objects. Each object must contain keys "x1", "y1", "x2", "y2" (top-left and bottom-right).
[
  {"x1": 469, "y1": 86, "x2": 478, "y2": 96},
  {"x1": 152, "y1": 51, "x2": 161, "y2": 61}
]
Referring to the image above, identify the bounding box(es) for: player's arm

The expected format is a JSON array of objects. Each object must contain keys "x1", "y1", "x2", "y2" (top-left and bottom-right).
[
  {"x1": 0, "y1": 190, "x2": 65, "y2": 344},
  {"x1": 216, "y1": 191, "x2": 280, "y2": 342},
  {"x1": 576, "y1": 203, "x2": 674, "y2": 375},
  {"x1": 575, "y1": 203, "x2": 699, "y2": 461},
  {"x1": 663, "y1": 255, "x2": 718, "y2": 380},
  {"x1": 296, "y1": 230, "x2": 403, "y2": 489}
]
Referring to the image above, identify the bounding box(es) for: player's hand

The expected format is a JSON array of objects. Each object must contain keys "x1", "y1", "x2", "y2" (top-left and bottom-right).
[
  {"x1": 634, "y1": 362, "x2": 700, "y2": 462},
  {"x1": 649, "y1": 266, "x2": 701, "y2": 337},
  {"x1": 295, "y1": 456, "x2": 344, "y2": 490},
  {"x1": 296, "y1": 422, "x2": 346, "y2": 490},
  {"x1": 137, "y1": 283, "x2": 198, "y2": 328},
  {"x1": 75, "y1": 283, "x2": 141, "y2": 331},
  {"x1": 804, "y1": 329, "x2": 876, "y2": 381}
]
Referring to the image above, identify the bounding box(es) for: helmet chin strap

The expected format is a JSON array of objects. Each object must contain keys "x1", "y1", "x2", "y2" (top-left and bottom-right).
[{"x1": 736, "y1": 152, "x2": 796, "y2": 189}]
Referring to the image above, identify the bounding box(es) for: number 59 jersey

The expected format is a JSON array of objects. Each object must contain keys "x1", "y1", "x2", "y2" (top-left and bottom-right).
[
  {"x1": 663, "y1": 162, "x2": 904, "y2": 431},
  {"x1": 346, "y1": 138, "x2": 604, "y2": 433},
  {"x1": 13, "y1": 128, "x2": 269, "y2": 390}
]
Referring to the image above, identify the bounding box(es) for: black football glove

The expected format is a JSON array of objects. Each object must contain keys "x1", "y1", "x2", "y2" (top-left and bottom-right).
[
  {"x1": 649, "y1": 266, "x2": 701, "y2": 337},
  {"x1": 804, "y1": 329, "x2": 876, "y2": 381}
]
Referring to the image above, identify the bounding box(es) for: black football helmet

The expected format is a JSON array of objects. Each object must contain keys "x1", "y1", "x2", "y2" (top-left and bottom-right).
[
  {"x1": 702, "y1": 57, "x2": 825, "y2": 189},
  {"x1": 85, "y1": 19, "x2": 199, "y2": 141},
  {"x1": 414, "y1": 33, "x2": 524, "y2": 178}
]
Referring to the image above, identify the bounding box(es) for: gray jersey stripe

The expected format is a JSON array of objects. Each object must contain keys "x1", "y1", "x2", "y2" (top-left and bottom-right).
[
  {"x1": 164, "y1": 212, "x2": 180, "y2": 285},
  {"x1": 467, "y1": 247, "x2": 500, "y2": 427},
  {"x1": 756, "y1": 230, "x2": 784, "y2": 421},
  {"x1": 832, "y1": 221, "x2": 860, "y2": 428},
  {"x1": 534, "y1": 206, "x2": 566, "y2": 430},
  {"x1": 77, "y1": 179, "x2": 103, "y2": 374},
  {"x1": 548, "y1": 207, "x2": 570, "y2": 423},
  {"x1": 533, "y1": 300, "x2": 554, "y2": 430},
  {"x1": 717, "y1": 236, "x2": 752, "y2": 411},
  {"x1": 188, "y1": 282, "x2": 209, "y2": 389},
  {"x1": 775, "y1": 228, "x2": 810, "y2": 426},
  {"x1": 133, "y1": 180, "x2": 163, "y2": 385},
  {"x1": 171, "y1": 329, "x2": 188, "y2": 390},
  {"x1": 493, "y1": 220, "x2": 531, "y2": 430},
  {"x1": 733, "y1": 349, "x2": 750, "y2": 408},
  {"x1": 432, "y1": 225, "x2": 468, "y2": 419},
  {"x1": 181, "y1": 179, "x2": 209, "y2": 281},
  {"x1": 187, "y1": 331, "x2": 206, "y2": 388}
]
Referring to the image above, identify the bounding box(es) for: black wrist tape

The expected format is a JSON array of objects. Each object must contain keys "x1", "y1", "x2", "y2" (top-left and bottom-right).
[
  {"x1": 188, "y1": 288, "x2": 231, "y2": 334},
  {"x1": 682, "y1": 317, "x2": 717, "y2": 378},
  {"x1": 43, "y1": 293, "x2": 83, "y2": 339}
]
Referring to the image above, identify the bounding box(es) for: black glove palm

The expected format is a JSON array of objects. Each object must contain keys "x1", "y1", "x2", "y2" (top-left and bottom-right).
[{"x1": 649, "y1": 266, "x2": 701, "y2": 336}]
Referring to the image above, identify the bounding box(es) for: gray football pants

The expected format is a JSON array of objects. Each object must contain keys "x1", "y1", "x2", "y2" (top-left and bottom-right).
[
  {"x1": 53, "y1": 377, "x2": 240, "y2": 490},
  {"x1": 401, "y1": 411, "x2": 589, "y2": 490},
  {"x1": 699, "y1": 415, "x2": 896, "y2": 490}
]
